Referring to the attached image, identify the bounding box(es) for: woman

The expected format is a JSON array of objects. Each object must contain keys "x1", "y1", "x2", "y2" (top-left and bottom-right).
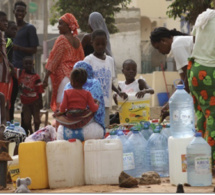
[
  {"x1": 187, "y1": 9, "x2": 215, "y2": 167},
  {"x1": 81, "y1": 12, "x2": 112, "y2": 57},
  {"x1": 43, "y1": 13, "x2": 84, "y2": 112},
  {"x1": 150, "y1": 27, "x2": 194, "y2": 120},
  {"x1": 57, "y1": 61, "x2": 105, "y2": 141}
]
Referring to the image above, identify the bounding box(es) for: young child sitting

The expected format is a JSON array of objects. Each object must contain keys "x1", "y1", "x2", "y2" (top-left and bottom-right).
[
  {"x1": 54, "y1": 68, "x2": 99, "y2": 129},
  {"x1": 12, "y1": 56, "x2": 44, "y2": 135},
  {"x1": 84, "y1": 29, "x2": 123, "y2": 127},
  {"x1": 111, "y1": 59, "x2": 154, "y2": 124}
]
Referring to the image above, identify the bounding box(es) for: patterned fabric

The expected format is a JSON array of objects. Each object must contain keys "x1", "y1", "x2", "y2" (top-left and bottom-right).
[
  {"x1": 60, "y1": 13, "x2": 79, "y2": 36},
  {"x1": 187, "y1": 58, "x2": 215, "y2": 167},
  {"x1": 45, "y1": 35, "x2": 84, "y2": 111},
  {"x1": 63, "y1": 61, "x2": 105, "y2": 140}
]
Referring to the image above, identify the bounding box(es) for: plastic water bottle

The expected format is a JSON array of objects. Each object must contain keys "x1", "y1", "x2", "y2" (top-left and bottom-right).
[
  {"x1": 169, "y1": 82, "x2": 195, "y2": 138},
  {"x1": 105, "y1": 130, "x2": 117, "y2": 139},
  {"x1": 186, "y1": 132, "x2": 212, "y2": 186},
  {"x1": 147, "y1": 125, "x2": 169, "y2": 177},
  {"x1": 14, "y1": 122, "x2": 26, "y2": 135},
  {"x1": 125, "y1": 128, "x2": 148, "y2": 178},
  {"x1": 161, "y1": 124, "x2": 171, "y2": 138},
  {"x1": 140, "y1": 122, "x2": 153, "y2": 140}
]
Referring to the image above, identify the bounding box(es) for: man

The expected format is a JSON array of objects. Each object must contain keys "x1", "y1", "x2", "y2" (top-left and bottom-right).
[{"x1": 10, "y1": 1, "x2": 39, "y2": 122}]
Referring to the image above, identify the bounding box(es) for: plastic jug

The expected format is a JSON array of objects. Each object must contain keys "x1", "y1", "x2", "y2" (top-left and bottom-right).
[
  {"x1": 19, "y1": 141, "x2": 49, "y2": 189},
  {"x1": 84, "y1": 139, "x2": 123, "y2": 184},
  {"x1": 140, "y1": 121, "x2": 153, "y2": 140},
  {"x1": 118, "y1": 93, "x2": 150, "y2": 123},
  {"x1": 186, "y1": 132, "x2": 212, "y2": 186},
  {"x1": 8, "y1": 155, "x2": 20, "y2": 188},
  {"x1": 147, "y1": 125, "x2": 169, "y2": 177},
  {"x1": 126, "y1": 128, "x2": 148, "y2": 178},
  {"x1": 169, "y1": 81, "x2": 195, "y2": 138},
  {"x1": 46, "y1": 139, "x2": 84, "y2": 188},
  {"x1": 161, "y1": 124, "x2": 171, "y2": 138},
  {"x1": 168, "y1": 136, "x2": 194, "y2": 185}
]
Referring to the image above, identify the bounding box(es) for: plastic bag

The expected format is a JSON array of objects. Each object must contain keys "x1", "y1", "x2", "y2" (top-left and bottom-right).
[{"x1": 25, "y1": 125, "x2": 57, "y2": 142}]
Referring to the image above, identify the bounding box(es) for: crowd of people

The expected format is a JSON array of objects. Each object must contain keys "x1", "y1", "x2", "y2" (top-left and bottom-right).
[{"x1": 0, "y1": 1, "x2": 215, "y2": 166}]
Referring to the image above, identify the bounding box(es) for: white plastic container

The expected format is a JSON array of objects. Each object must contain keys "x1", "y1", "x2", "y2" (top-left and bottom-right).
[
  {"x1": 168, "y1": 136, "x2": 193, "y2": 185},
  {"x1": 118, "y1": 93, "x2": 150, "y2": 123},
  {"x1": 84, "y1": 139, "x2": 123, "y2": 184},
  {"x1": 46, "y1": 139, "x2": 84, "y2": 188}
]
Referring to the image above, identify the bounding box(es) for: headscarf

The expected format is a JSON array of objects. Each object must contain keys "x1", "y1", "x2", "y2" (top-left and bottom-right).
[
  {"x1": 88, "y1": 12, "x2": 112, "y2": 56},
  {"x1": 60, "y1": 13, "x2": 79, "y2": 36}
]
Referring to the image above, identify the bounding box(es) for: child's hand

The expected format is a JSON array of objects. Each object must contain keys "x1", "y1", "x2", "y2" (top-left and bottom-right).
[
  {"x1": 136, "y1": 90, "x2": 146, "y2": 98},
  {"x1": 118, "y1": 92, "x2": 128, "y2": 100}
]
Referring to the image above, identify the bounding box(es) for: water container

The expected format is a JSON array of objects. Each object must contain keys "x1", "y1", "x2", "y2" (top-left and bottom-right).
[
  {"x1": 169, "y1": 81, "x2": 195, "y2": 138},
  {"x1": 118, "y1": 93, "x2": 150, "y2": 123},
  {"x1": 140, "y1": 121, "x2": 153, "y2": 140},
  {"x1": 105, "y1": 130, "x2": 117, "y2": 139},
  {"x1": 19, "y1": 141, "x2": 49, "y2": 189},
  {"x1": 186, "y1": 132, "x2": 212, "y2": 186},
  {"x1": 147, "y1": 125, "x2": 169, "y2": 177},
  {"x1": 8, "y1": 155, "x2": 20, "y2": 188},
  {"x1": 14, "y1": 122, "x2": 26, "y2": 135},
  {"x1": 161, "y1": 124, "x2": 171, "y2": 138},
  {"x1": 46, "y1": 139, "x2": 84, "y2": 188},
  {"x1": 168, "y1": 136, "x2": 194, "y2": 185},
  {"x1": 126, "y1": 129, "x2": 148, "y2": 178},
  {"x1": 84, "y1": 139, "x2": 123, "y2": 184}
]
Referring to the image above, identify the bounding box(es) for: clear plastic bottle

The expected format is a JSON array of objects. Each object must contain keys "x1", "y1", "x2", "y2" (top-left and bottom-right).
[
  {"x1": 186, "y1": 132, "x2": 212, "y2": 186},
  {"x1": 125, "y1": 128, "x2": 148, "y2": 178},
  {"x1": 105, "y1": 130, "x2": 117, "y2": 140},
  {"x1": 161, "y1": 124, "x2": 171, "y2": 138},
  {"x1": 147, "y1": 125, "x2": 169, "y2": 177},
  {"x1": 14, "y1": 122, "x2": 26, "y2": 135},
  {"x1": 169, "y1": 83, "x2": 195, "y2": 138},
  {"x1": 140, "y1": 122, "x2": 153, "y2": 140}
]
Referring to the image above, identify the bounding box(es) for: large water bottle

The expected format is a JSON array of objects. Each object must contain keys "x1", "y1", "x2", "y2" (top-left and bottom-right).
[
  {"x1": 14, "y1": 122, "x2": 26, "y2": 135},
  {"x1": 186, "y1": 132, "x2": 212, "y2": 186},
  {"x1": 161, "y1": 124, "x2": 171, "y2": 138},
  {"x1": 125, "y1": 128, "x2": 148, "y2": 178},
  {"x1": 140, "y1": 121, "x2": 153, "y2": 140},
  {"x1": 169, "y1": 81, "x2": 195, "y2": 138},
  {"x1": 147, "y1": 125, "x2": 169, "y2": 177}
]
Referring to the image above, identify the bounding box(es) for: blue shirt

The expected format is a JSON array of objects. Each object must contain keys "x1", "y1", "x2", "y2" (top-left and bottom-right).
[{"x1": 13, "y1": 23, "x2": 39, "y2": 69}]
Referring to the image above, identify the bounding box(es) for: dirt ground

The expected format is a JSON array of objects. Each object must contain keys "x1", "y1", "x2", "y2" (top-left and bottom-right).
[{"x1": 1, "y1": 178, "x2": 215, "y2": 193}]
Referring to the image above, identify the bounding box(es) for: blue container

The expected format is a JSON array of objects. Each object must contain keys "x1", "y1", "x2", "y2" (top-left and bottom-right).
[
  {"x1": 169, "y1": 82, "x2": 195, "y2": 138},
  {"x1": 147, "y1": 125, "x2": 169, "y2": 177},
  {"x1": 186, "y1": 132, "x2": 212, "y2": 186},
  {"x1": 157, "y1": 92, "x2": 169, "y2": 106},
  {"x1": 125, "y1": 129, "x2": 148, "y2": 178}
]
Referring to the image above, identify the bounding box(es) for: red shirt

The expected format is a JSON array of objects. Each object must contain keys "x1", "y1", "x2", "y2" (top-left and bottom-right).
[
  {"x1": 16, "y1": 69, "x2": 44, "y2": 104},
  {"x1": 60, "y1": 88, "x2": 99, "y2": 113}
]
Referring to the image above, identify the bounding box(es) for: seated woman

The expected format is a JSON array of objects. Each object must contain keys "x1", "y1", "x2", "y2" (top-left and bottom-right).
[{"x1": 57, "y1": 61, "x2": 105, "y2": 141}]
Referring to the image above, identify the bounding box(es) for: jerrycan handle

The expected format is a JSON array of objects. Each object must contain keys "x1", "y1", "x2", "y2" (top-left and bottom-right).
[{"x1": 173, "y1": 79, "x2": 185, "y2": 89}]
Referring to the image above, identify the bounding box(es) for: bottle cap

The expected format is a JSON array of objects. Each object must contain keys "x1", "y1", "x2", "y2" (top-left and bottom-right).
[
  {"x1": 195, "y1": 132, "x2": 202, "y2": 137},
  {"x1": 176, "y1": 84, "x2": 184, "y2": 89},
  {"x1": 143, "y1": 123, "x2": 149, "y2": 130},
  {"x1": 14, "y1": 122, "x2": 19, "y2": 126},
  {"x1": 165, "y1": 124, "x2": 170, "y2": 128},
  {"x1": 154, "y1": 125, "x2": 162, "y2": 133},
  {"x1": 110, "y1": 130, "x2": 117, "y2": 135},
  {"x1": 117, "y1": 130, "x2": 124, "y2": 136}
]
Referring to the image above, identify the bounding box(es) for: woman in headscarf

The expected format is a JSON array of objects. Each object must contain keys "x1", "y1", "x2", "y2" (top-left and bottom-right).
[
  {"x1": 81, "y1": 12, "x2": 112, "y2": 57},
  {"x1": 57, "y1": 61, "x2": 105, "y2": 141},
  {"x1": 43, "y1": 13, "x2": 84, "y2": 112}
]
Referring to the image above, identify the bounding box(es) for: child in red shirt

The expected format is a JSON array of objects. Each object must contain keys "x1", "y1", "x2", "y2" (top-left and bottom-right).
[
  {"x1": 55, "y1": 68, "x2": 99, "y2": 129},
  {"x1": 13, "y1": 56, "x2": 44, "y2": 135}
]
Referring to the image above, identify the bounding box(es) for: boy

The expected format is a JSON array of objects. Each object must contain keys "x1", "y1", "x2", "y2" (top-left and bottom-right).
[
  {"x1": 84, "y1": 29, "x2": 123, "y2": 127},
  {"x1": 12, "y1": 56, "x2": 44, "y2": 135}
]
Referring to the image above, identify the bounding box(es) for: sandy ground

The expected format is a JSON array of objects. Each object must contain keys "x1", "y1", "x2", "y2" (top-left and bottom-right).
[{"x1": 1, "y1": 178, "x2": 215, "y2": 193}]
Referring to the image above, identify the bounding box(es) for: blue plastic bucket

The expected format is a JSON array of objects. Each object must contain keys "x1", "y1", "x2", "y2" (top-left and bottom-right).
[{"x1": 157, "y1": 92, "x2": 169, "y2": 106}]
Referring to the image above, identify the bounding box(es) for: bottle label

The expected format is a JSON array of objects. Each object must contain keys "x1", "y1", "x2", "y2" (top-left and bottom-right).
[
  {"x1": 123, "y1": 152, "x2": 135, "y2": 170},
  {"x1": 195, "y1": 156, "x2": 211, "y2": 174},
  {"x1": 150, "y1": 150, "x2": 166, "y2": 166},
  {"x1": 181, "y1": 154, "x2": 187, "y2": 172},
  {"x1": 172, "y1": 109, "x2": 192, "y2": 125}
]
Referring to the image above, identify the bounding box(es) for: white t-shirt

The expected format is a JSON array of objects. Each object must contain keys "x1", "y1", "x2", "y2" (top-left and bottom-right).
[
  {"x1": 191, "y1": 13, "x2": 215, "y2": 67},
  {"x1": 170, "y1": 36, "x2": 194, "y2": 73},
  {"x1": 84, "y1": 54, "x2": 115, "y2": 107},
  {"x1": 118, "y1": 79, "x2": 140, "y2": 94}
]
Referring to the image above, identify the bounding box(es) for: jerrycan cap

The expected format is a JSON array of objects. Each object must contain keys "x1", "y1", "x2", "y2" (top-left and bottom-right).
[
  {"x1": 68, "y1": 139, "x2": 76, "y2": 142},
  {"x1": 143, "y1": 123, "x2": 149, "y2": 130},
  {"x1": 195, "y1": 132, "x2": 202, "y2": 137}
]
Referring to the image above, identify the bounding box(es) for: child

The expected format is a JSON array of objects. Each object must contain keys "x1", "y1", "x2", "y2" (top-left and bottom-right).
[
  {"x1": 12, "y1": 56, "x2": 44, "y2": 135},
  {"x1": 84, "y1": 29, "x2": 123, "y2": 127},
  {"x1": 54, "y1": 68, "x2": 99, "y2": 129},
  {"x1": 111, "y1": 59, "x2": 154, "y2": 124},
  {"x1": 114, "y1": 59, "x2": 154, "y2": 105}
]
